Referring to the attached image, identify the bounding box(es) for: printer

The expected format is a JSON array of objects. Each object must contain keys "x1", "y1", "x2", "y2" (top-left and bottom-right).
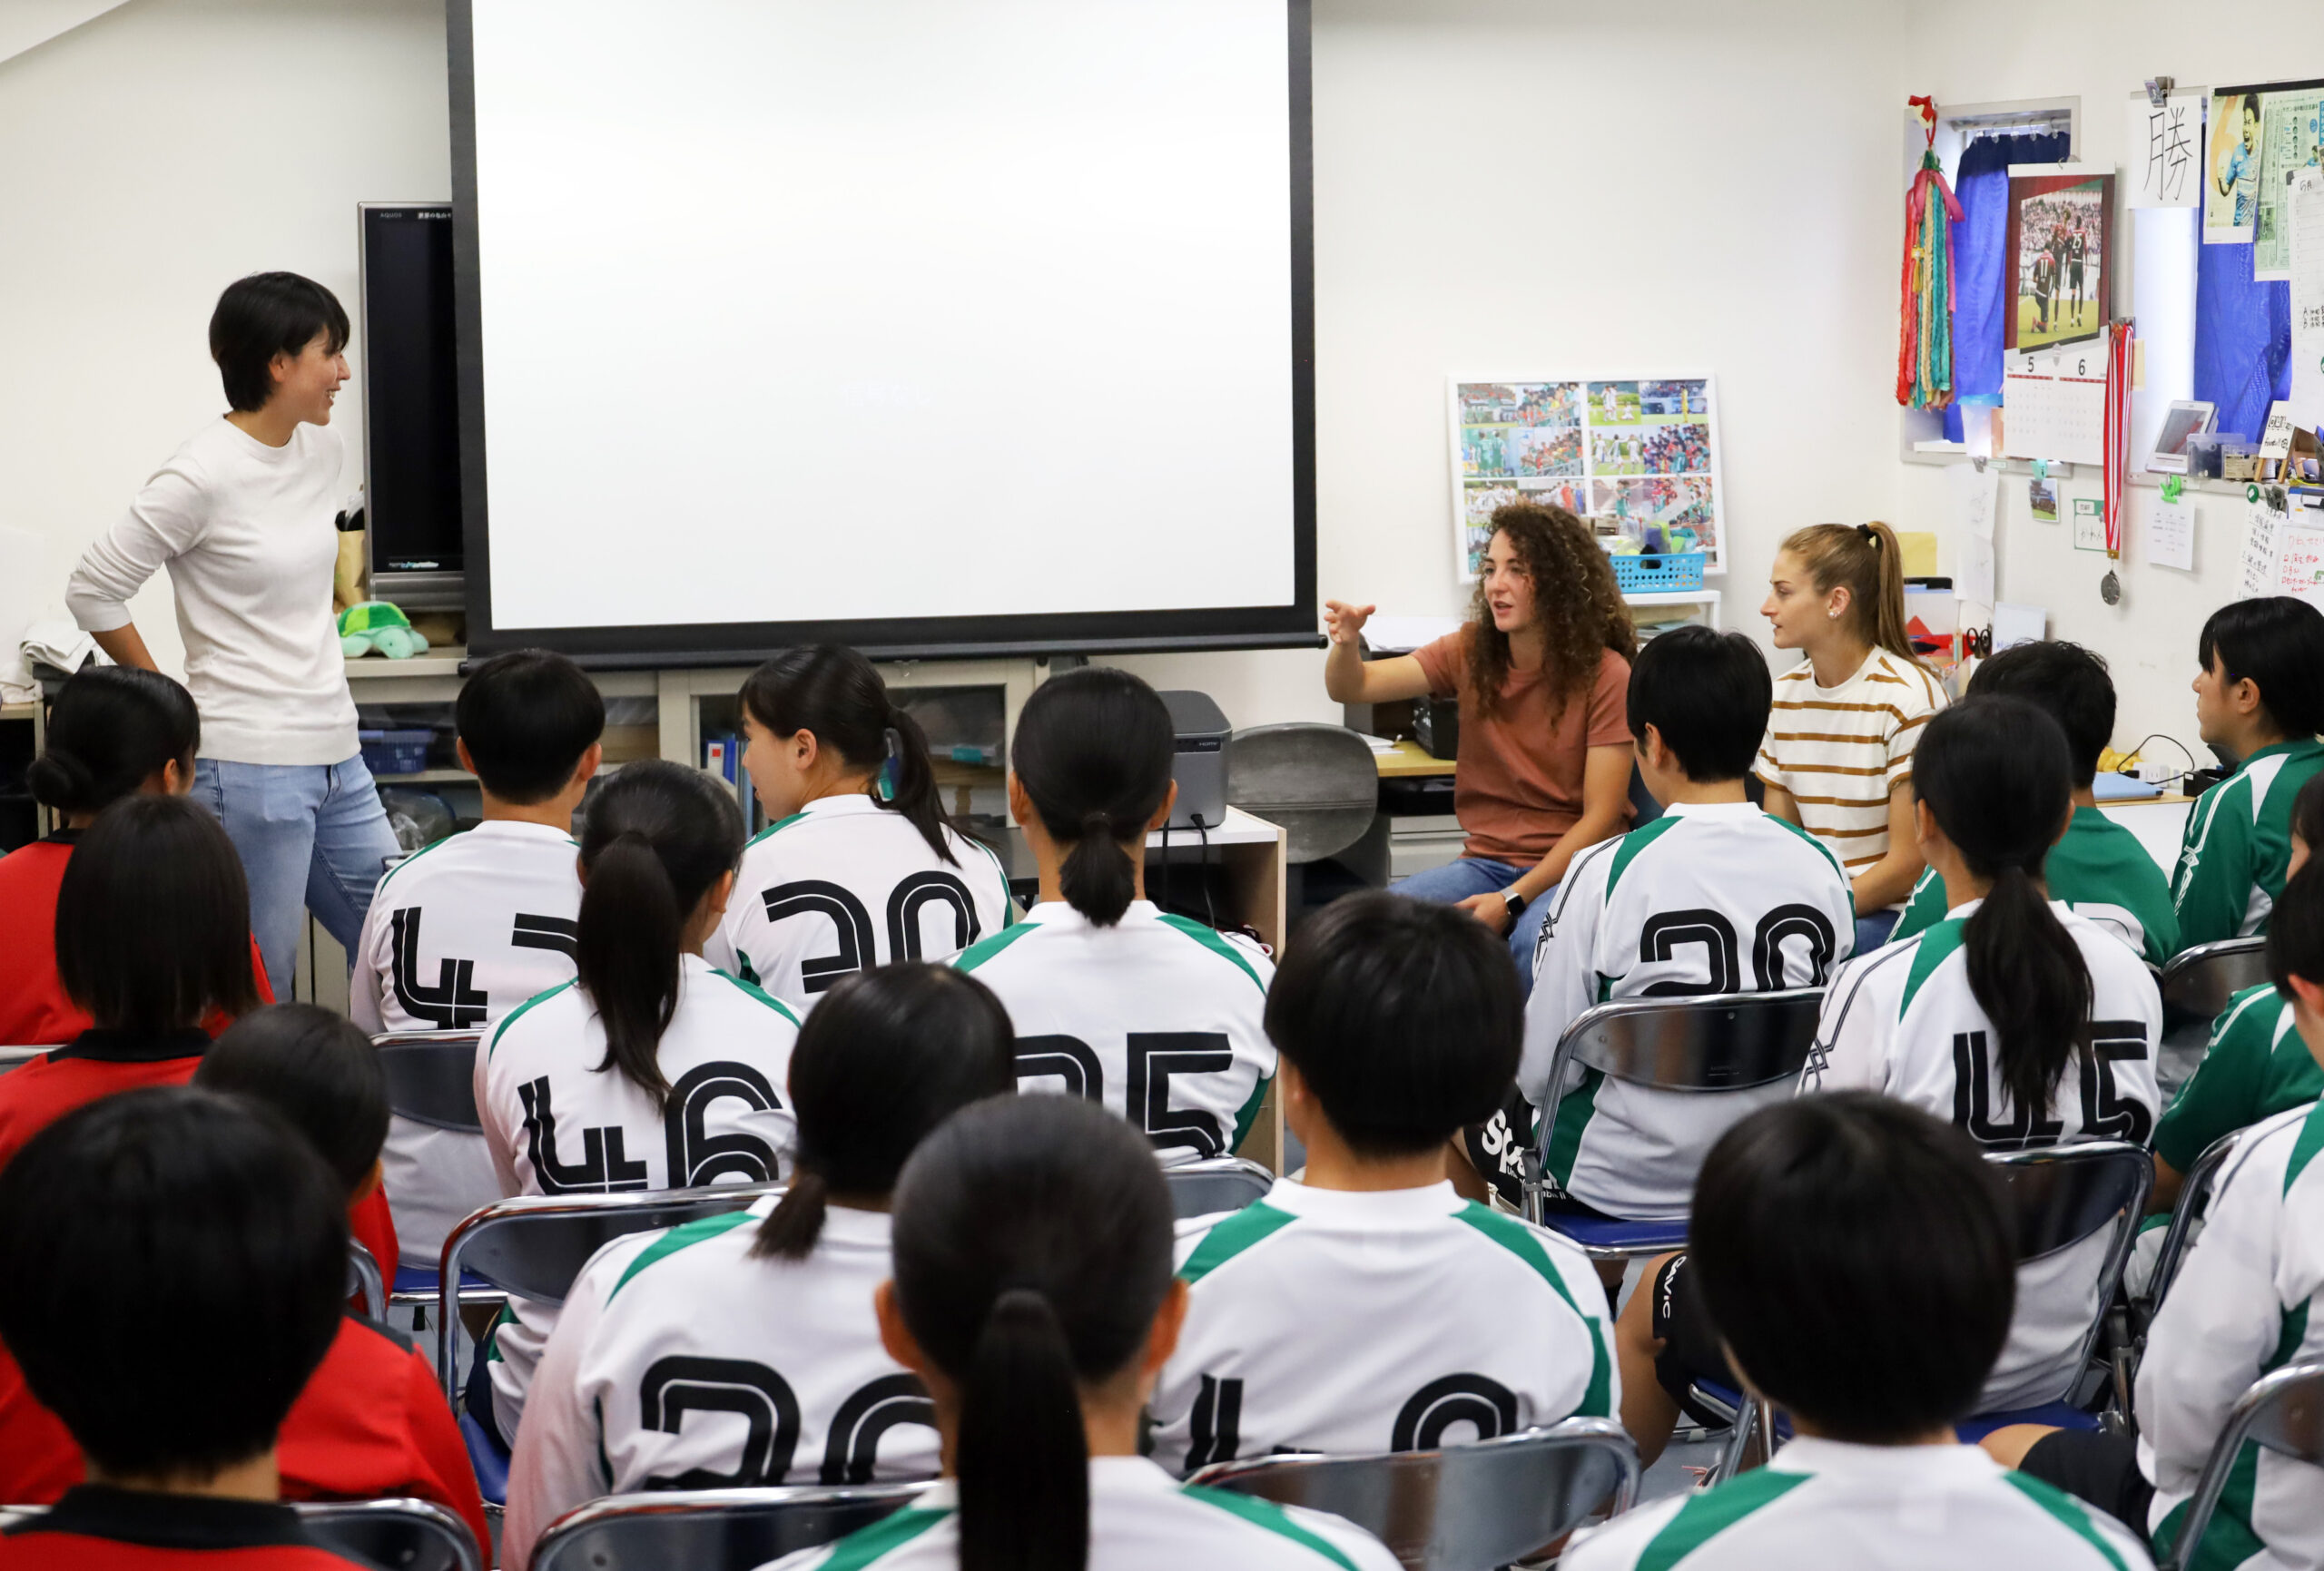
[{"x1": 1158, "y1": 691, "x2": 1231, "y2": 831}]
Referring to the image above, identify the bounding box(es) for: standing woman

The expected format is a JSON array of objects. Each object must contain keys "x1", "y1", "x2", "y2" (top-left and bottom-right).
[
  {"x1": 64, "y1": 273, "x2": 399, "y2": 1001},
  {"x1": 1756, "y1": 522, "x2": 1945, "y2": 953},
  {"x1": 1324, "y1": 503, "x2": 1636, "y2": 983}
]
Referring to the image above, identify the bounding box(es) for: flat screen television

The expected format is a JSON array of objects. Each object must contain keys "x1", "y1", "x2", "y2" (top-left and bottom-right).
[{"x1": 359, "y1": 202, "x2": 464, "y2": 612}]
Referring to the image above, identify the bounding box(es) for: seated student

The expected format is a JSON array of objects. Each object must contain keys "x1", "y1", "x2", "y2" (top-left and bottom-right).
[
  {"x1": 759, "y1": 1095, "x2": 1401, "y2": 1571},
  {"x1": 1986, "y1": 859, "x2": 2324, "y2": 1571},
  {"x1": 707, "y1": 645, "x2": 1011, "y2": 1012},
  {"x1": 954, "y1": 667, "x2": 1274, "y2": 1164},
  {"x1": 476, "y1": 759, "x2": 802, "y2": 1449},
  {"x1": 1486, "y1": 624, "x2": 1854, "y2": 1218},
  {"x1": 2171, "y1": 595, "x2": 2324, "y2": 949},
  {"x1": 1566, "y1": 1094, "x2": 2152, "y2": 1571},
  {"x1": 0, "y1": 1089, "x2": 380, "y2": 1570},
  {"x1": 1889, "y1": 641, "x2": 2178, "y2": 965},
  {"x1": 2148, "y1": 770, "x2": 2324, "y2": 1219},
  {"x1": 504, "y1": 964, "x2": 1017, "y2": 1566},
  {"x1": 1616, "y1": 698, "x2": 2162, "y2": 1462},
  {"x1": 349, "y1": 647, "x2": 603, "y2": 1264},
  {"x1": 0, "y1": 795, "x2": 259, "y2": 1171},
  {"x1": 0, "y1": 664, "x2": 270, "y2": 1046},
  {"x1": 1146, "y1": 893, "x2": 1615, "y2": 1475}
]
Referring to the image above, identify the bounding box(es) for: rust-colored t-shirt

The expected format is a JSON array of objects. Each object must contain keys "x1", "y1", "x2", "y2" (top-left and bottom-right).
[{"x1": 1412, "y1": 629, "x2": 1634, "y2": 864}]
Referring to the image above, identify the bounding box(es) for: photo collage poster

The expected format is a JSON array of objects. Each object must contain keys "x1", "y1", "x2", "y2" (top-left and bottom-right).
[{"x1": 1448, "y1": 377, "x2": 1724, "y2": 581}]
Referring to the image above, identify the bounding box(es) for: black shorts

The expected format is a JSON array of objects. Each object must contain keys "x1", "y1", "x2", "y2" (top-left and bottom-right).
[
  {"x1": 2019, "y1": 1430, "x2": 2152, "y2": 1536},
  {"x1": 1647, "y1": 1252, "x2": 1738, "y2": 1421}
]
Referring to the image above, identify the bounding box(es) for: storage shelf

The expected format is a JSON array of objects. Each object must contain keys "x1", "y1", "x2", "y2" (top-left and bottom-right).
[{"x1": 373, "y1": 768, "x2": 474, "y2": 784}]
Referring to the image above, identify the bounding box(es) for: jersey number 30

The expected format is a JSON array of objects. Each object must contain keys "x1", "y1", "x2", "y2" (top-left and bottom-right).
[{"x1": 761, "y1": 873, "x2": 982, "y2": 994}]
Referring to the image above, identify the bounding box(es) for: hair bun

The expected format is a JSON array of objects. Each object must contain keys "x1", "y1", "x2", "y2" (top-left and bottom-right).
[{"x1": 25, "y1": 751, "x2": 93, "y2": 811}]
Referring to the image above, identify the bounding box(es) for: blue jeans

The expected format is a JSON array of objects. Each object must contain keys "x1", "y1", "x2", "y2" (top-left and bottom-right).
[
  {"x1": 1390, "y1": 856, "x2": 1555, "y2": 997},
  {"x1": 194, "y1": 755, "x2": 401, "y2": 1001},
  {"x1": 1856, "y1": 910, "x2": 1901, "y2": 955}
]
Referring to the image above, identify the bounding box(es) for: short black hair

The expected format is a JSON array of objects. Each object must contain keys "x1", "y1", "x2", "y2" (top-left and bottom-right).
[
  {"x1": 2269, "y1": 859, "x2": 2324, "y2": 998},
  {"x1": 1265, "y1": 892, "x2": 1521, "y2": 1158},
  {"x1": 455, "y1": 648, "x2": 606, "y2": 803},
  {"x1": 2294, "y1": 771, "x2": 2324, "y2": 855},
  {"x1": 196, "y1": 1004, "x2": 390, "y2": 1197},
  {"x1": 1625, "y1": 625, "x2": 1772, "y2": 782},
  {"x1": 26, "y1": 666, "x2": 200, "y2": 817},
  {"x1": 1690, "y1": 1094, "x2": 2015, "y2": 1440},
  {"x1": 0, "y1": 1087, "x2": 346, "y2": 1480},
  {"x1": 58, "y1": 795, "x2": 258, "y2": 1034},
  {"x1": 2198, "y1": 597, "x2": 2324, "y2": 741},
  {"x1": 208, "y1": 272, "x2": 350, "y2": 414},
  {"x1": 1966, "y1": 640, "x2": 2115, "y2": 789}
]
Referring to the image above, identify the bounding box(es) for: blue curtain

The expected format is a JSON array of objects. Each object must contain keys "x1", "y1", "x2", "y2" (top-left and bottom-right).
[
  {"x1": 1944, "y1": 131, "x2": 2071, "y2": 441},
  {"x1": 2194, "y1": 240, "x2": 2291, "y2": 440}
]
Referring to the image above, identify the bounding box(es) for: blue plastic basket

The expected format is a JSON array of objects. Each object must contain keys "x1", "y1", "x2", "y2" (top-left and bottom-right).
[
  {"x1": 1610, "y1": 550, "x2": 1707, "y2": 594},
  {"x1": 359, "y1": 729, "x2": 434, "y2": 777}
]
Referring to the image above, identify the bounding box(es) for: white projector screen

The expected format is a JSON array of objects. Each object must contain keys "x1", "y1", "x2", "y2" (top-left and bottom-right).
[{"x1": 449, "y1": 0, "x2": 1315, "y2": 663}]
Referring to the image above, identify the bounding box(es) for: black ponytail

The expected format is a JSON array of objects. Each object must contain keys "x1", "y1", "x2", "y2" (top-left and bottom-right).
[
  {"x1": 1913, "y1": 698, "x2": 2091, "y2": 1119},
  {"x1": 1010, "y1": 669, "x2": 1174, "y2": 928},
  {"x1": 891, "y1": 1096, "x2": 1174, "y2": 1571},
  {"x1": 27, "y1": 667, "x2": 199, "y2": 816},
  {"x1": 738, "y1": 645, "x2": 960, "y2": 864},
  {"x1": 576, "y1": 761, "x2": 745, "y2": 1109},
  {"x1": 753, "y1": 964, "x2": 1015, "y2": 1261}
]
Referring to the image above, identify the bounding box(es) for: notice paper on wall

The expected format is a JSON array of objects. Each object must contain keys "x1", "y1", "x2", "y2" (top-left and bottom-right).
[
  {"x1": 2255, "y1": 87, "x2": 2324, "y2": 281},
  {"x1": 2278, "y1": 525, "x2": 2324, "y2": 606},
  {"x1": 2002, "y1": 369, "x2": 2106, "y2": 465},
  {"x1": 2290, "y1": 168, "x2": 2324, "y2": 431},
  {"x1": 2126, "y1": 87, "x2": 2206, "y2": 209},
  {"x1": 2241, "y1": 493, "x2": 2289, "y2": 600},
  {"x1": 1946, "y1": 462, "x2": 1997, "y2": 606},
  {"x1": 2148, "y1": 494, "x2": 2196, "y2": 571}
]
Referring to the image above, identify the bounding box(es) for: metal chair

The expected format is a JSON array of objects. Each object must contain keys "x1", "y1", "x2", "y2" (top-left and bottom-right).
[
  {"x1": 0, "y1": 1046, "x2": 56, "y2": 1078},
  {"x1": 531, "y1": 1482, "x2": 935, "y2": 1571},
  {"x1": 2159, "y1": 939, "x2": 2270, "y2": 1083},
  {"x1": 437, "y1": 1182, "x2": 786, "y2": 1404},
  {"x1": 2143, "y1": 1126, "x2": 2249, "y2": 1325},
  {"x1": 1188, "y1": 1419, "x2": 1640, "y2": 1571},
  {"x1": 370, "y1": 1030, "x2": 492, "y2": 1307},
  {"x1": 348, "y1": 1240, "x2": 388, "y2": 1321},
  {"x1": 1164, "y1": 1155, "x2": 1277, "y2": 1220},
  {"x1": 2161, "y1": 1360, "x2": 2324, "y2": 1571},
  {"x1": 1521, "y1": 989, "x2": 1826, "y2": 1256},
  {"x1": 0, "y1": 1497, "x2": 480, "y2": 1571}
]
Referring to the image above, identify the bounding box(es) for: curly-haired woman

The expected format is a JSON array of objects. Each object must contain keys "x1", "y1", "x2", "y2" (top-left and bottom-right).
[{"x1": 1325, "y1": 503, "x2": 1636, "y2": 986}]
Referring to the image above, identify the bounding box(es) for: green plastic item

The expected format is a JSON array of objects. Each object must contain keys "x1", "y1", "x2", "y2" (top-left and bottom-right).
[{"x1": 338, "y1": 601, "x2": 429, "y2": 660}]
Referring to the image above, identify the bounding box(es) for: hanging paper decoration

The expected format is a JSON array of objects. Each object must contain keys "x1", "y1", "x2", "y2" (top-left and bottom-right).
[
  {"x1": 1897, "y1": 96, "x2": 1965, "y2": 409},
  {"x1": 2101, "y1": 318, "x2": 2134, "y2": 604}
]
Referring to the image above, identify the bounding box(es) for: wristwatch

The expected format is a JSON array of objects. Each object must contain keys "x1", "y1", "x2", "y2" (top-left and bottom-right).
[{"x1": 1501, "y1": 889, "x2": 1529, "y2": 920}]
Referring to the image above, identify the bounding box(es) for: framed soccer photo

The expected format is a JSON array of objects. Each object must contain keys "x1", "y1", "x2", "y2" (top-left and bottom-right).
[{"x1": 2004, "y1": 167, "x2": 2114, "y2": 355}]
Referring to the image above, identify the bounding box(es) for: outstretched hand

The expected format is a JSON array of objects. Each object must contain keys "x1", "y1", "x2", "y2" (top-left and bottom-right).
[{"x1": 1323, "y1": 600, "x2": 1376, "y2": 647}]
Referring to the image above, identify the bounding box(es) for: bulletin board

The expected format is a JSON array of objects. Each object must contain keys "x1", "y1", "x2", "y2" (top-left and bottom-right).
[{"x1": 1446, "y1": 376, "x2": 1726, "y2": 582}]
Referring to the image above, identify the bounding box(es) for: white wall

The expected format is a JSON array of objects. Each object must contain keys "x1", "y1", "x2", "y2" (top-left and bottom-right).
[
  {"x1": 0, "y1": 0, "x2": 448, "y2": 680},
  {"x1": 1891, "y1": 1, "x2": 2324, "y2": 756}
]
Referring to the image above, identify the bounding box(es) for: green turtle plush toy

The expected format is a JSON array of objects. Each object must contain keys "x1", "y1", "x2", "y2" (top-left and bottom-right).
[{"x1": 339, "y1": 601, "x2": 429, "y2": 659}]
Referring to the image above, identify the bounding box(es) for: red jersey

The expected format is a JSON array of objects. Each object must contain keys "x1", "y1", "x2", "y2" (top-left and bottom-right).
[
  {"x1": 348, "y1": 1187, "x2": 399, "y2": 1289},
  {"x1": 0, "y1": 1487, "x2": 372, "y2": 1569},
  {"x1": 0, "y1": 1317, "x2": 487, "y2": 1555},
  {"x1": 0, "y1": 1030, "x2": 210, "y2": 1173},
  {"x1": 0, "y1": 834, "x2": 271, "y2": 1048}
]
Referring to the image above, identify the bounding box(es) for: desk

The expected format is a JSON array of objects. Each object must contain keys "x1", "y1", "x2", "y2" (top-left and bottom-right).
[
  {"x1": 1374, "y1": 740, "x2": 1457, "y2": 778},
  {"x1": 2096, "y1": 793, "x2": 2193, "y2": 879}
]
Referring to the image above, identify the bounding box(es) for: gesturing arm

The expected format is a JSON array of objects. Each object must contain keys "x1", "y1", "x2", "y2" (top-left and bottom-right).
[{"x1": 1322, "y1": 600, "x2": 1434, "y2": 706}]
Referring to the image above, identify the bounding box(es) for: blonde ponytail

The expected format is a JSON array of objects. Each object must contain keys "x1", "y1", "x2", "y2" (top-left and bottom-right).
[{"x1": 1780, "y1": 521, "x2": 1922, "y2": 668}]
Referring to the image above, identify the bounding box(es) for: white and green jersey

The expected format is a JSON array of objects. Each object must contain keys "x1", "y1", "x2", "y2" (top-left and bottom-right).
[
  {"x1": 2137, "y1": 1100, "x2": 2324, "y2": 1571},
  {"x1": 1564, "y1": 1437, "x2": 2152, "y2": 1570},
  {"x1": 503, "y1": 1196, "x2": 933, "y2": 1570},
  {"x1": 1147, "y1": 1179, "x2": 1615, "y2": 1476},
  {"x1": 1894, "y1": 805, "x2": 2181, "y2": 967},
  {"x1": 759, "y1": 1457, "x2": 1403, "y2": 1571},
  {"x1": 1803, "y1": 898, "x2": 2162, "y2": 1412},
  {"x1": 705, "y1": 794, "x2": 1012, "y2": 1015},
  {"x1": 953, "y1": 902, "x2": 1275, "y2": 1165},
  {"x1": 475, "y1": 954, "x2": 802, "y2": 1439},
  {"x1": 350, "y1": 820, "x2": 584, "y2": 1261},
  {"x1": 2171, "y1": 738, "x2": 2324, "y2": 950},
  {"x1": 1520, "y1": 801, "x2": 1854, "y2": 1218}
]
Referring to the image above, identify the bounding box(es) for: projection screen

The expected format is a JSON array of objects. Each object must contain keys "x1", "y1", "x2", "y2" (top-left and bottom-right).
[{"x1": 448, "y1": 0, "x2": 1315, "y2": 663}]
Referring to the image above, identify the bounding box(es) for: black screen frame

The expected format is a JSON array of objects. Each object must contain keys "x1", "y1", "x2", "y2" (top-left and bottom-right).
[{"x1": 446, "y1": 0, "x2": 1317, "y2": 668}]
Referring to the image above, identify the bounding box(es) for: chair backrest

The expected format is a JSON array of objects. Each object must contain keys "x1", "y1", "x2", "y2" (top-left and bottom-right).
[
  {"x1": 1985, "y1": 1141, "x2": 2152, "y2": 1389},
  {"x1": 1544, "y1": 989, "x2": 1825, "y2": 1103},
  {"x1": 298, "y1": 1497, "x2": 483, "y2": 1571},
  {"x1": 1163, "y1": 1155, "x2": 1278, "y2": 1220},
  {"x1": 1189, "y1": 1419, "x2": 1639, "y2": 1571},
  {"x1": 348, "y1": 1240, "x2": 387, "y2": 1321},
  {"x1": 2162, "y1": 1360, "x2": 2324, "y2": 1571},
  {"x1": 2160, "y1": 938, "x2": 2270, "y2": 1031},
  {"x1": 531, "y1": 1482, "x2": 934, "y2": 1571},
  {"x1": 1224, "y1": 723, "x2": 1378, "y2": 865},
  {"x1": 0, "y1": 1046, "x2": 56, "y2": 1078},
  {"x1": 438, "y1": 1183, "x2": 783, "y2": 1401},
  {"x1": 2147, "y1": 1127, "x2": 2248, "y2": 1317},
  {"x1": 370, "y1": 1031, "x2": 485, "y2": 1132}
]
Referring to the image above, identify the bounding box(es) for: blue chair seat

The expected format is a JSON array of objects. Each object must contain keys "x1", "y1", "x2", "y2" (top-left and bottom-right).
[
  {"x1": 393, "y1": 1263, "x2": 497, "y2": 1297},
  {"x1": 1541, "y1": 1213, "x2": 1688, "y2": 1254},
  {"x1": 459, "y1": 1409, "x2": 511, "y2": 1506},
  {"x1": 1952, "y1": 1400, "x2": 2102, "y2": 1445}
]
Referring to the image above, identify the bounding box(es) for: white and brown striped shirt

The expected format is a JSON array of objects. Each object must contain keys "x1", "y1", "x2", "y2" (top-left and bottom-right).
[{"x1": 1754, "y1": 648, "x2": 1944, "y2": 879}]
